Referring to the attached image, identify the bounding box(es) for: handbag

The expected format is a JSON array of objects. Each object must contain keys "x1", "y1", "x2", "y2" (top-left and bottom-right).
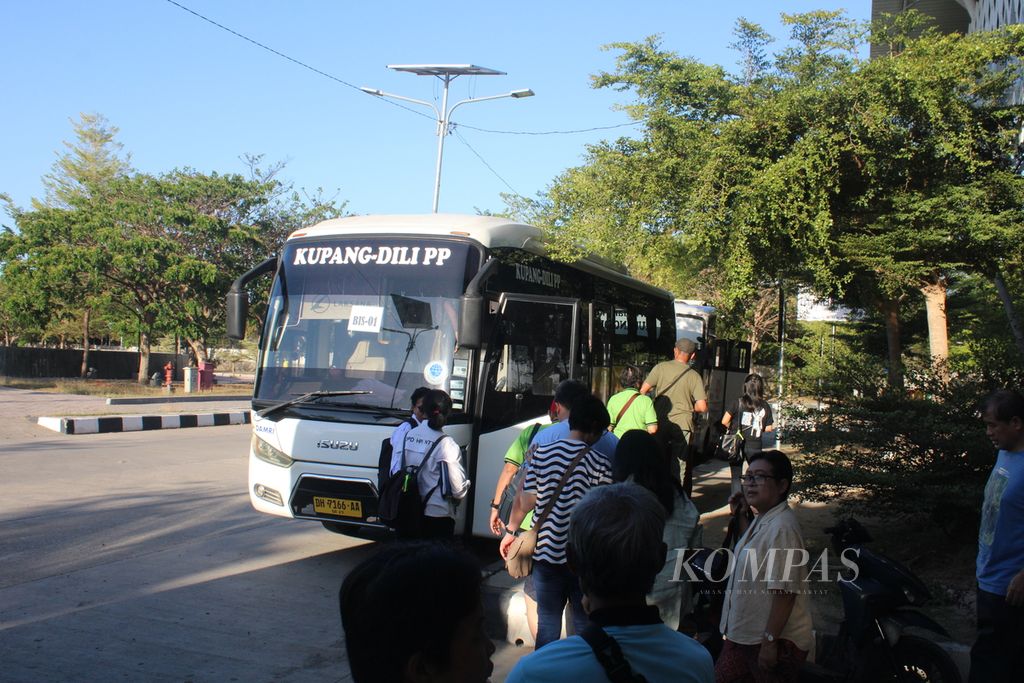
[
  {"x1": 716, "y1": 429, "x2": 744, "y2": 465},
  {"x1": 505, "y1": 445, "x2": 592, "y2": 579}
]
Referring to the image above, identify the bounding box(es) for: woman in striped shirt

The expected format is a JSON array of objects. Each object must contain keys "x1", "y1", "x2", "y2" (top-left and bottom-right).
[{"x1": 500, "y1": 393, "x2": 613, "y2": 648}]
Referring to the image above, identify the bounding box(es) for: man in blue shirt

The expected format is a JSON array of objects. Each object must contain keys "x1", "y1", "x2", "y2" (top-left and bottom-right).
[
  {"x1": 506, "y1": 482, "x2": 713, "y2": 683},
  {"x1": 971, "y1": 389, "x2": 1024, "y2": 683},
  {"x1": 529, "y1": 380, "x2": 619, "y2": 462}
]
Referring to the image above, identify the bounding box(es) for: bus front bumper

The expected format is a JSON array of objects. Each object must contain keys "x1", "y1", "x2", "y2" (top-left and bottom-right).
[{"x1": 248, "y1": 453, "x2": 387, "y2": 530}]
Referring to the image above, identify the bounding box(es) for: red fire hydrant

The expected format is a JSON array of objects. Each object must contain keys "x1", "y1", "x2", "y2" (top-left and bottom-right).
[{"x1": 164, "y1": 362, "x2": 174, "y2": 388}]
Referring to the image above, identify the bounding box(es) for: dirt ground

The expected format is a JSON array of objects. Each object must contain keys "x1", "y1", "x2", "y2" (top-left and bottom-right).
[{"x1": 690, "y1": 459, "x2": 977, "y2": 646}]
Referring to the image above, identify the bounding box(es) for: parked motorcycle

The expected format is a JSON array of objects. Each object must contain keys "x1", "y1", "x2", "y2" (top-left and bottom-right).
[
  {"x1": 804, "y1": 518, "x2": 962, "y2": 682},
  {"x1": 683, "y1": 517, "x2": 962, "y2": 682}
]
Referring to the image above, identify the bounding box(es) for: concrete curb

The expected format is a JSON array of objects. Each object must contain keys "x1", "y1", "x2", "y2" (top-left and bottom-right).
[
  {"x1": 106, "y1": 394, "x2": 250, "y2": 405},
  {"x1": 37, "y1": 411, "x2": 252, "y2": 435}
]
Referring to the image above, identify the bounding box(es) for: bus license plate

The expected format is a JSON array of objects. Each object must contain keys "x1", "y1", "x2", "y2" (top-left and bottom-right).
[{"x1": 313, "y1": 496, "x2": 363, "y2": 518}]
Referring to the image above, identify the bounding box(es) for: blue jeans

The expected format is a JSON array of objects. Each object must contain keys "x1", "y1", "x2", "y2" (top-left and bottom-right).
[{"x1": 532, "y1": 560, "x2": 586, "y2": 649}]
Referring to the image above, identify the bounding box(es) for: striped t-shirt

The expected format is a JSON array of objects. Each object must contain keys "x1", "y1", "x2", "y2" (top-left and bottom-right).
[{"x1": 523, "y1": 439, "x2": 613, "y2": 564}]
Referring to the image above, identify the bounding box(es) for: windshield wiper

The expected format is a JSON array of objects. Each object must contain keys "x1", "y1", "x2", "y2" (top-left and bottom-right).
[
  {"x1": 256, "y1": 390, "x2": 373, "y2": 419},
  {"x1": 318, "y1": 402, "x2": 409, "y2": 418},
  {"x1": 383, "y1": 326, "x2": 437, "y2": 409}
]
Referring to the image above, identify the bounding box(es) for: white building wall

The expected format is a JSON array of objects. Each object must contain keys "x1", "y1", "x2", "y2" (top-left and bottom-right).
[{"x1": 964, "y1": 0, "x2": 1024, "y2": 31}]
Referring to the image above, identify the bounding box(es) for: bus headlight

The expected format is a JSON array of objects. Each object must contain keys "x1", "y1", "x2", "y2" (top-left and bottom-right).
[{"x1": 252, "y1": 434, "x2": 293, "y2": 467}]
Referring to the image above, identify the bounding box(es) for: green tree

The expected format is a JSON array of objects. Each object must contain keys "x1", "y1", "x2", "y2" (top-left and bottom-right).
[
  {"x1": 532, "y1": 12, "x2": 1024, "y2": 389},
  {"x1": 830, "y1": 20, "x2": 1024, "y2": 379},
  {"x1": 38, "y1": 113, "x2": 132, "y2": 209},
  {"x1": 26, "y1": 113, "x2": 132, "y2": 374},
  {"x1": 533, "y1": 13, "x2": 863, "y2": 346}
]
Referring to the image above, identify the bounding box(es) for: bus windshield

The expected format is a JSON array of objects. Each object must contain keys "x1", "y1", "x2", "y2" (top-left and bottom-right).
[{"x1": 254, "y1": 238, "x2": 474, "y2": 411}]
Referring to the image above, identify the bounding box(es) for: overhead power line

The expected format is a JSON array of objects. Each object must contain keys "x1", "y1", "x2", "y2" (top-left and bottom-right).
[
  {"x1": 163, "y1": 0, "x2": 640, "y2": 137},
  {"x1": 162, "y1": 0, "x2": 433, "y2": 122},
  {"x1": 458, "y1": 121, "x2": 642, "y2": 136},
  {"x1": 452, "y1": 128, "x2": 524, "y2": 200}
]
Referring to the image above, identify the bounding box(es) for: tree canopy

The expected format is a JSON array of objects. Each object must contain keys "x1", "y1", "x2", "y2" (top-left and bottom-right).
[
  {"x1": 1, "y1": 119, "x2": 347, "y2": 380},
  {"x1": 517, "y1": 11, "x2": 1024, "y2": 383}
]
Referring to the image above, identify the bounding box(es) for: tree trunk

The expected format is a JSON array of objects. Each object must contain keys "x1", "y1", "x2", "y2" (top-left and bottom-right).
[
  {"x1": 993, "y1": 267, "x2": 1024, "y2": 361},
  {"x1": 137, "y1": 330, "x2": 150, "y2": 384},
  {"x1": 919, "y1": 272, "x2": 950, "y2": 381},
  {"x1": 878, "y1": 296, "x2": 904, "y2": 393},
  {"x1": 80, "y1": 308, "x2": 91, "y2": 378},
  {"x1": 186, "y1": 338, "x2": 208, "y2": 364}
]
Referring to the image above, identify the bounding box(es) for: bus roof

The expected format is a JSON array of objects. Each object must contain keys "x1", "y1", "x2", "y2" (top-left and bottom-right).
[
  {"x1": 290, "y1": 213, "x2": 542, "y2": 249},
  {"x1": 291, "y1": 214, "x2": 674, "y2": 301}
]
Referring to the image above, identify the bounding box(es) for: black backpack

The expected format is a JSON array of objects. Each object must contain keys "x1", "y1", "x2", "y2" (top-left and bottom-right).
[
  {"x1": 377, "y1": 417, "x2": 418, "y2": 493},
  {"x1": 377, "y1": 434, "x2": 448, "y2": 534}
]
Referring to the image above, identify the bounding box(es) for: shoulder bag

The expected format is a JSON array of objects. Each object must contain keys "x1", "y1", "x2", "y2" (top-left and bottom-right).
[
  {"x1": 609, "y1": 392, "x2": 640, "y2": 431},
  {"x1": 496, "y1": 423, "x2": 543, "y2": 526},
  {"x1": 716, "y1": 429, "x2": 744, "y2": 465},
  {"x1": 581, "y1": 624, "x2": 648, "y2": 683},
  {"x1": 504, "y1": 445, "x2": 592, "y2": 579}
]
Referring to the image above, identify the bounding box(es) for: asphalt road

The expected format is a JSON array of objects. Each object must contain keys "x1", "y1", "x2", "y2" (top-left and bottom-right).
[{"x1": 0, "y1": 424, "x2": 377, "y2": 682}]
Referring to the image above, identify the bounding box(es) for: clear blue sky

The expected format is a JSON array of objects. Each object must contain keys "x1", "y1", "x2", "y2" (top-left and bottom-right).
[{"x1": 2, "y1": 1, "x2": 869, "y2": 220}]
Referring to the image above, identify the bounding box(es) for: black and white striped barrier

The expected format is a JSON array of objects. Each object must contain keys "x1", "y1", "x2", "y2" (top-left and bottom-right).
[{"x1": 37, "y1": 411, "x2": 252, "y2": 435}]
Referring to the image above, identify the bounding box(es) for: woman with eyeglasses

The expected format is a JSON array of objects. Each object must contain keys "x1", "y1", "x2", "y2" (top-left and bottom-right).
[{"x1": 716, "y1": 450, "x2": 813, "y2": 683}]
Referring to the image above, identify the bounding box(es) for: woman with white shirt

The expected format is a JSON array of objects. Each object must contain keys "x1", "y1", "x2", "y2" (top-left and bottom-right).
[
  {"x1": 395, "y1": 389, "x2": 469, "y2": 539},
  {"x1": 717, "y1": 450, "x2": 813, "y2": 682}
]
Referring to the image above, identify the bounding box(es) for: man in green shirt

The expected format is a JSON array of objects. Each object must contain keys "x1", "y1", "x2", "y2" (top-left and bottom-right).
[
  {"x1": 607, "y1": 364, "x2": 658, "y2": 438},
  {"x1": 640, "y1": 338, "x2": 707, "y2": 495}
]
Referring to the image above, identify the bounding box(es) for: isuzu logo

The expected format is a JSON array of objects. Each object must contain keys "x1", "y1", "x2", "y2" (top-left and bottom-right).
[{"x1": 316, "y1": 440, "x2": 359, "y2": 451}]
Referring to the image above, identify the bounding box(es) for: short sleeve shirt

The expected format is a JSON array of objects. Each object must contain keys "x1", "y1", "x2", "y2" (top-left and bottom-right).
[
  {"x1": 503, "y1": 422, "x2": 557, "y2": 531},
  {"x1": 719, "y1": 502, "x2": 814, "y2": 650},
  {"x1": 607, "y1": 389, "x2": 658, "y2": 437},
  {"x1": 977, "y1": 450, "x2": 1024, "y2": 595},
  {"x1": 523, "y1": 439, "x2": 612, "y2": 564},
  {"x1": 504, "y1": 422, "x2": 556, "y2": 467},
  {"x1": 726, "y1": 399, "x2": 773, "y2": 455},
  {"x1": 644, "y1": 361, "x2": 706, "y2": 433},
  {"x1": 506, "y1": 621, "x2": 714, "y2": 683},
  {"x1": 529, "y1": 420, "x2": 619, "y2": 462}
]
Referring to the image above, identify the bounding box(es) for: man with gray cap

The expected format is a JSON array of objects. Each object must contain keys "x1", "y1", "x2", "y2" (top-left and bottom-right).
[{"x1": 640, "y1": 338, "x2": 707, "y2": 496}]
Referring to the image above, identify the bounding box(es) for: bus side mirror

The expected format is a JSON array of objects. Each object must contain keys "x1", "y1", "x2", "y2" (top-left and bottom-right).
[
  {"x1": 459, "y1": 294, "x2": 483, "y2": 349},
  {"x1": 226, "y1": 291, "x2": 248, "y2": 340}
]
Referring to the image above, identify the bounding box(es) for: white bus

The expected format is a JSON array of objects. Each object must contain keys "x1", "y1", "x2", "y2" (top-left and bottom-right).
[{"x1": 227, "y1": 214, "x2": 676, "y2": 538}]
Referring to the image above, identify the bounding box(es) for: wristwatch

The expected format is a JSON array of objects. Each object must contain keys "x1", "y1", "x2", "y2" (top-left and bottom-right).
[
  {"x1": 763, "y1": 631, "x2": 776, "y2": 643},
  {"x1": 490, "y1": 502, "x2": 500, "y2": 510}
]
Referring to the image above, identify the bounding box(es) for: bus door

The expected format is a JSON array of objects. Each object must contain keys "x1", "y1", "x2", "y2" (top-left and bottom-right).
[{"x1": 472, "y1": 294, "x2": 578, "y2": 536}]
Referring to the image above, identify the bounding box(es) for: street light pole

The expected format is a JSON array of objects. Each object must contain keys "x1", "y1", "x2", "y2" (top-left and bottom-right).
[
  {"x1": 432, "y1": 73, "x2": 453, "y2": 213},
  {"x1": 360, "y1": 64, "x2": 533, "y2": 213}
]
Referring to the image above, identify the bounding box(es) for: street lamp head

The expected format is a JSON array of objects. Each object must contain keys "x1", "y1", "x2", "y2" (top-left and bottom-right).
[
  {"x1": 360, "y1": 87, "x2": 383, "y2": 96},
  {"x1": 510, "y1": 89, "x2": 534, "y2": 98}
]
